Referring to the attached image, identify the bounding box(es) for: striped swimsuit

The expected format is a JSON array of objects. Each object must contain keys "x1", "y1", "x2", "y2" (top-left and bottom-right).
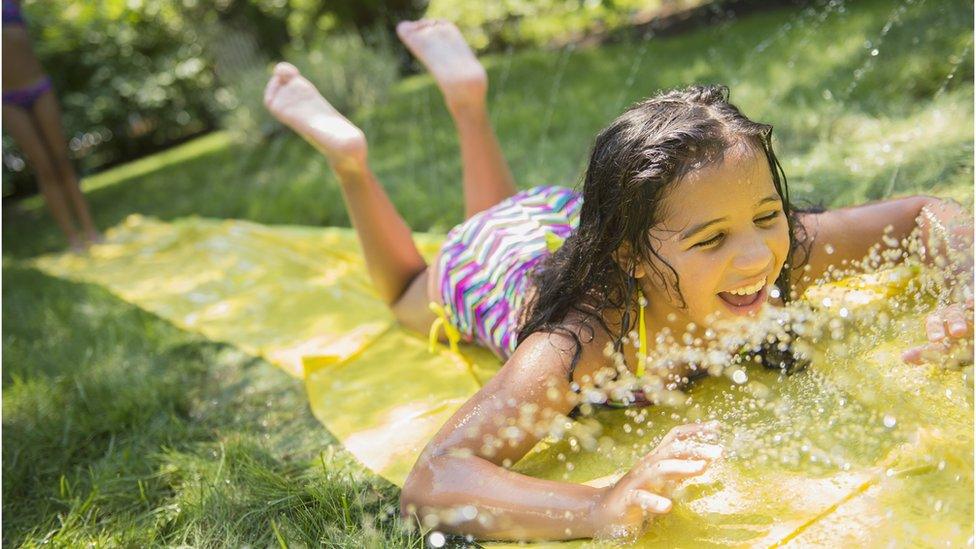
[{"x1": 436, "y1": 186, "x2": 582, "y2": 360}]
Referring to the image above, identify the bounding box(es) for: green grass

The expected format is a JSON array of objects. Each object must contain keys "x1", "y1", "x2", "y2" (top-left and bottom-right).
[
  {"x1": 3, "y1": 0, "x2": 973, "y2": 546},
  {"x1": 2, "y1": 265, "x2": 421, "y2": 547}
]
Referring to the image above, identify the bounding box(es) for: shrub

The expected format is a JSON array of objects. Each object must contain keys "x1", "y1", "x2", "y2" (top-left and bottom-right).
[{"x1": 218, "y1": 29, "x2": 399, "y2": 144}]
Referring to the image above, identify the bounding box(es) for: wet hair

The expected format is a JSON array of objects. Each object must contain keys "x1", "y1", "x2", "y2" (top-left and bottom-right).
[{"x1": 517, "y1": 84, "x2": 811, "y2": 376}]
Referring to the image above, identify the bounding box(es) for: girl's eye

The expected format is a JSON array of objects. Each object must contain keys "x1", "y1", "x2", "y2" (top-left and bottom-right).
[
  {"x1": 755, "y1": 211, "x2": 781, "y2": 224},
  {"x1": 694, "y1": 233, "x2": 724, "y2": 248}
]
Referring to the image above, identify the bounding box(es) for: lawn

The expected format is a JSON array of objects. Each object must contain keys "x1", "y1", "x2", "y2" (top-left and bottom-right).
[{"x1": 3, "y1": 0, "x2": 973, "y2": 546}]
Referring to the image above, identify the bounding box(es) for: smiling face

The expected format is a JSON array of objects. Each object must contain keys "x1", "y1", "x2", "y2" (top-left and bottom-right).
[{"x1": 636, "y1": 140, "x2": 790, "y2": 331}]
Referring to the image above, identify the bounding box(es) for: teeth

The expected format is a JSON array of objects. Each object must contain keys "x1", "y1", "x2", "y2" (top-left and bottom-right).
[{"x1": 728, "y1": 279, "x2": 766, "y2": 296}]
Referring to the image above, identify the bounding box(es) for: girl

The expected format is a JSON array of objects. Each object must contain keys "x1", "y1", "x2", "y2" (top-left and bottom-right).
[
  {"x1": 3, "y1": 0, "x2": 100, "y2": 252},
  {"x1": 265, "y1": 20, "x2": 972, "y2": 541}
]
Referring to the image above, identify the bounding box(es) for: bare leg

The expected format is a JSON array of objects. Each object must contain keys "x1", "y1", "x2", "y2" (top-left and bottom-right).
[
  {"x1": 397, "y1": 20, "x2": 517, "y2": 219},
  {"x1": 3, "y1": 104, "x2": 85, "y2": 251},
  {"x1": 31, "y1": 91, "x2": 101, "y2": 243},
  {"x1": 264, "y1": 63, "x2": 436, "y2": 332}
]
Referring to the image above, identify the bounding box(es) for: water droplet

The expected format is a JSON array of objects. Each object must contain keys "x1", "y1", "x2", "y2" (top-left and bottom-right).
[
  {"x1": 428, "y1": 531, "x2": 446, "y2": 547},
  {"x1": 839, "y1": 307, "x2": 850, "y2": 318},
  {"x1": 870, "y1": 48, "x2": 879, "y2": 56},
  {"x1": 732, "y1": 370, "x2": 748, "y2": 385},
  {"x1": 883, "y1": 415, "x2": 897, "y2": 428},
  {"x1": 825, "y1": 244, "x2": 835, "y2": 255}
]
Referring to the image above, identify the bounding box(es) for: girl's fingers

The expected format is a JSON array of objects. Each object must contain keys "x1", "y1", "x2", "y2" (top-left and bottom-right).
[
  {"x1": 630, "y1": 459, "x2": 708, "y2": 495},
  {"x1": 902, "y1": 345, "x2": 924, "y2": 364},
  {"x1": 656, "y1": 421, "x2": 721, "y2": 449},
  {"x1": 902, "y1": 340, "x2": 953, "y2": 365},
  {"x1": 907, "y1": 303, "x2": 973, "y2": 363},
  {"x1": 655, "y1": 440, "x2": 723, "y2": 461},
  {"x1": 926, "y1": 313, "x2": 947, "y2": 342},
  {"x1": 944, "y1": 305, "x2": 970, "y2": 338},
  {"x1": 629, "y1": 490, "x2": 672, "y2": 515}
]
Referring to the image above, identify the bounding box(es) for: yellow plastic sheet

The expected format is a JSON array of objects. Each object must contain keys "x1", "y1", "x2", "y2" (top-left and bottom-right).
[
  {"x1": 34, "y1": 214, "x2": 443, "y2": 377},
  {"x1": 33, "y1": 215, "x2": 973, "y2": 547}
]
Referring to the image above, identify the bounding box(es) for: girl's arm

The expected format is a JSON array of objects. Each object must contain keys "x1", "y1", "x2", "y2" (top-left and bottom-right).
[
  {"x1": 793, "y1": 195, "x2": 972, "y2": 292},
  {"x1": 400, "y1": 330, "x2": 722, "y2": 541},
  {"x1": 794, "y1": 195, "x2": 973, "y2": 364}
]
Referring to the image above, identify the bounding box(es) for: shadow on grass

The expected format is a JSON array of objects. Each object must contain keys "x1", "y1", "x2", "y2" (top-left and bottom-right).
[{"x1": 2, "y1": 265, "x2": 418, "y2": 547}]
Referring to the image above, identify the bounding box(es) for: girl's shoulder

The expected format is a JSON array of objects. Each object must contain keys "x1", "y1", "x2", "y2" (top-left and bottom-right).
[{"x1": 513, "y1": 308, "x2": 614, "y2": 384}]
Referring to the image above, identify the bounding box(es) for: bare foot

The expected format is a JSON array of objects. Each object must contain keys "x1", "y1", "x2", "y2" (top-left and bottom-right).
[
  {"x1": 396, "y1": 20, "x2": 488, "y2": 113},
  {"x1": 264, "y1": 62, "x2": 367, "y2": 175},
  {"x1": 86, "y1": 230, "x2": 104, "y2": 245},
  {"x1": 68, "y1": 236, "x2": 88, "y2": 254}
]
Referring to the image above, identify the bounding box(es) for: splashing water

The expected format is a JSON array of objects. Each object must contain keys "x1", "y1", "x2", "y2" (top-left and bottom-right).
[{"x1": 423, "y1": 219, "x2": 972, "y2": 545}]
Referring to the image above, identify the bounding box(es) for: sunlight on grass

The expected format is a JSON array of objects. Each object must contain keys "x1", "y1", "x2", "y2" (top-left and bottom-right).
[
  {"x1": 85, "y1": 132, "x2": 234, "y2": 191},
  {"x1": 17, "y1": 132, "x2": 235, "y2": 214}
]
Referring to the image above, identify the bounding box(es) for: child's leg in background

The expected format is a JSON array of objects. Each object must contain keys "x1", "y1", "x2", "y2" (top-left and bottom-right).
[
  {"x1": 2, "y1": 103, "x2": 84, "y2": 251},
  {"x1": 32, "y1": 91, "x2": 101, "y2": 243},
  {"x1": 397, "y1": 20, "x2": 518, "y2": 219},
  {"x1": 264, "y1": 63, "x2": 435, "y2": 333}
]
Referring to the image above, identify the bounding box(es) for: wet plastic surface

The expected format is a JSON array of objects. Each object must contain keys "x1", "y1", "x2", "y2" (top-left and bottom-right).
[{"x1": 34, "y1": 215, "x2": 973, "y2": 548}]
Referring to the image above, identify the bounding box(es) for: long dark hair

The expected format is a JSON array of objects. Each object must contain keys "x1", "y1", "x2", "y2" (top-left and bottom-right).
[{"x1": 517, "y1": 84, "x2": 809, "y2": 374}]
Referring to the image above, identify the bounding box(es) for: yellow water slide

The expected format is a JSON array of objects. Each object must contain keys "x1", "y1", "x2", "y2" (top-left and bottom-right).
[{"x1": 35, "y1": 215, "x2": 973, "y2": 547}]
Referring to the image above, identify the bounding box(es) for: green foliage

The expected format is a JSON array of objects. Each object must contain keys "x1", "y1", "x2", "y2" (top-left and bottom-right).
[
  {"x1": 287, "y1": 30, "x2": 399, "y2": 117},
  {"x1": 219, "y1": 29, "x2": 399, "y2": 144},
  {"x1": 425, "y1": 0, "x2": 706, "y2": 50},
  {"x1": 2, "y1": 0, "x2": 413, "y2": 196},
  {"x1": 3, "y1": 0, "x2": 292, "y2": 196},
  {"x1": 28, "y1": 1, "x2": 219, "y2": 165}
]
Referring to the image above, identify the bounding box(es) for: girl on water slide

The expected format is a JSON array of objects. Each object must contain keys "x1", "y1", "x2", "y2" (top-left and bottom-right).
[{"x1": 264, "y1": 19, "x2": 972, "y2": 541}]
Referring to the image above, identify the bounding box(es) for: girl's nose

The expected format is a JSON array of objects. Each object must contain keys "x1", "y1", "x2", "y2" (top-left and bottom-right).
[{"x1": 732, "y1": 237, "x2": 774, "y2": 273}]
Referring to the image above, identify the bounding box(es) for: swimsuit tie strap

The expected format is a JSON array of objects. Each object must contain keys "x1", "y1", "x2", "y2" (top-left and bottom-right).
[
  {"x1": 544, "y1": 231, "x2": 566, "y2": 253},
  {"x1": 427, "y1": 302, "x2": 479, "y2": 378},
  {"x1": 636, "y1": 289, "x2": 647, "y2": 378},
  {"x1": 428, "y1": 302, "x2": 462, "y2": 354}
]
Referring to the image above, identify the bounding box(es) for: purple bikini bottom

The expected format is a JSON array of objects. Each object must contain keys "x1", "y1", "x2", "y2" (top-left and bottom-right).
[{"x1": 3, "y1": 76, "x2": 52, "y2": 109}]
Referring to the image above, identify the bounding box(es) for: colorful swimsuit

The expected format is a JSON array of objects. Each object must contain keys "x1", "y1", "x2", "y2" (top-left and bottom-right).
[
  {"x1": 436, "y1": 185, "x2": 582, "y2": 360},
  {"x1": 3, "y1": 76, "x2": 52, "y2": 109}
]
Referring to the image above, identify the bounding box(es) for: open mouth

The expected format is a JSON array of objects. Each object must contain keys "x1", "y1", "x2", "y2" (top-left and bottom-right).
[{"x1": 718, "y1": 279, "x2": 768, "y2": 315}]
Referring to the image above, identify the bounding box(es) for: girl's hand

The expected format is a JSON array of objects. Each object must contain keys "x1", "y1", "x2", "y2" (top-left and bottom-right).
[
  {"x1": 589, "y1": 421, "x2": 722, "y2": 540},
  {"x1": 902, "y1": 297, "x2": 974, "y2": 365}
]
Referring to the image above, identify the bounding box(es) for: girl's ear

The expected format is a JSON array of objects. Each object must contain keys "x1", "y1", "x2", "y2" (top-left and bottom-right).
[{"x1": 614, "y1": 243, "x2": 647, "y2": 279}]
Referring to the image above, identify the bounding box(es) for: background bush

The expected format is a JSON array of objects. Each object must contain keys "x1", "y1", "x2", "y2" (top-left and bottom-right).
[
  {"x1": 218, "y1": 29, "x2": 399, "y2": 144},
  {"x1": 425, "y1": 0, "x2": 708, "y2": 50},
  {"x1": 1, "y1": 0, "x2": 293, "y2": 197},
  {"x1": 2, "y1": 0, "x2": 692, "y2": 198},
  {"x1": 3, "y1": 1, "x2": 229, "y2": 196}
]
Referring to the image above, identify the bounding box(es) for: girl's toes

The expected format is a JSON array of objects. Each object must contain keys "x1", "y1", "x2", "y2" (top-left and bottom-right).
[
  {"x1": 396, "y1": 20, "x2": 420, "y2": 38},
  {"x1": 273, "y1": 62, "x2": 299, "y2": 80},
  {"x1": 264, "y1": 76, "x2": 283, "y2": 107}
]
